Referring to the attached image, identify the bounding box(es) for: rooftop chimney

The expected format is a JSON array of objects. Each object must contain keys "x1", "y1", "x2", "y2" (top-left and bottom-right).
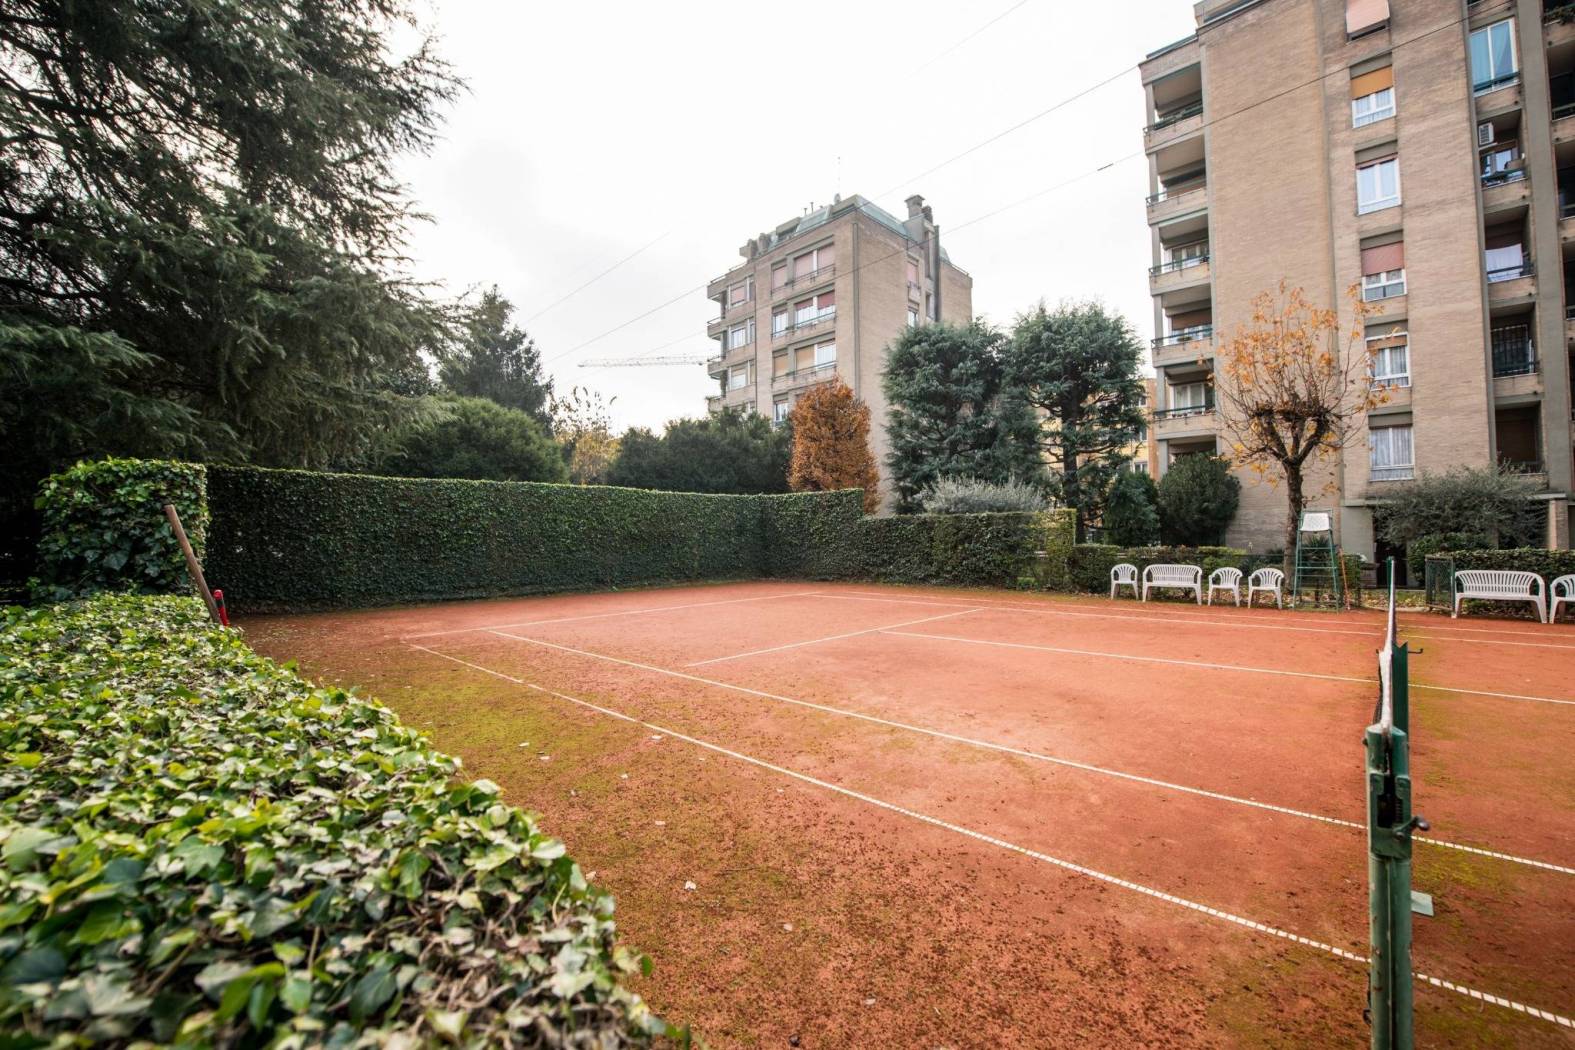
[{"x1": 905, "y1": 194, "x2": 926, "y2": 219}]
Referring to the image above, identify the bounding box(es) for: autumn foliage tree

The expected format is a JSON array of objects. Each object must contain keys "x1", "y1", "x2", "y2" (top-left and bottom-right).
[
  {"x1": 788, "y1": 377, "x2": 881, "y2": 513},
  {"x1": 1215, "y1": 283, "x2": 1387, "y2": 577}
]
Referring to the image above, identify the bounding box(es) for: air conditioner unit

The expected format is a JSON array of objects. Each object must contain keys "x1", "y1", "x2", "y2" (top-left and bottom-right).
[{"x1": 1477, "y1": 121, "x2": 1496, "y2": 148}]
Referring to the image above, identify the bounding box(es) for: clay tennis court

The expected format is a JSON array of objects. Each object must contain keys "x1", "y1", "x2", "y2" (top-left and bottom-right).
[{"x1": 240, "y1": 581, "x2": 1575, "y2": 1047}]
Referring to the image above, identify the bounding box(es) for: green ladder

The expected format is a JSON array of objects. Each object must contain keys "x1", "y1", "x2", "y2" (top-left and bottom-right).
[{"x1": 1293, "y1": 510, "x2": 1344, "y2": 608}]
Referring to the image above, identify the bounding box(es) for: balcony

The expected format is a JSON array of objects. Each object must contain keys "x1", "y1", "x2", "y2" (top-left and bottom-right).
[
  {"x1": 1546, "y1": 4, "x2": 1575, "y2": 48},
  {"x1": 772, "y1": 309, "x2": 836, "y2": 341},
  {"x1": 1472, "y1": 75, "x2": 1522, "y2": 120},
  {"x1": 705, "y1": 393, "x2": 723, "y2": 414},
  {"x1": 1144, "y1": 100, "x2": 1203, "y2": 154},
  {"x1": 769, "y1": 264, "x2": 837, "y2": 303},
  {"x1": 1146, "y1": 182, "x2": 1208, "y2": 228},
  {"x1": 1149, "y1": 253, "x2": 1211, "y2": 298},
  {"x1": 710, "y1": 343, "x2": 753, "y2": 378},
  {"x1": 1481, "y1": 168, "x2": 1530, "y2": 214},
  {"x1": 1554, "y1": 103, "x2": 1575, "y2": 146},
  {"x1": 1151, "y1": 402, "x2": 1217, "y2": 440},
  {"x1": 718, "y1": 382, "x2": 756, "y2": 409},
  {"x1": 1486, "y1": 262, "x2": 1536, "y2": 304},
  {"x1": 1152, "y1": 327, "x2": 1214, "y2": 367},
  {"x1": 772, "y1": 362, "x2": 838, "y2": 391},
  {"x1": 706, "y1": 355, "x2": 725, "y2": 379}
]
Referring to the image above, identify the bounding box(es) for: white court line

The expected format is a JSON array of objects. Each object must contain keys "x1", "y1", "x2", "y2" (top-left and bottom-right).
[
  {"x1": 813, "y1": 591, "x2": 1575, "y2": 651},
  {"x1": 884, "y1": 630, "x2": 1575, "y2": 707},
  {"x1": 684, "y1": 608, "x2": 978, "y2": 667},
  {"x1": 400, "y1": 589, "x2": 819, "y2": 640},
  {"x1": 408, "y1": 643, "x2": 1575, "y2": 1031},
  {"x1": 478, "y1": 629, "x2": 1571, "y2": 874}
]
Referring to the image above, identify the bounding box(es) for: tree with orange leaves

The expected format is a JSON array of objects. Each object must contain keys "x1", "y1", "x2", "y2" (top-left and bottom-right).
[
  {"x1": 788, "y1": 377, "x2": 881, "y2": 513},
  {"x1": 1215, "y1": 282, "x2": 1389, "y2": 578}
]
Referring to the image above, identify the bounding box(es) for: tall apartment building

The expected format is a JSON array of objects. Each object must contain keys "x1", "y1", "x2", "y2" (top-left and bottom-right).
[
  {"x1": 704, "y1": 193, "x2": 972, "y2": 510},
  {"x1": 1141, "y1": 0, "x2": 1574, "y2": 567}
]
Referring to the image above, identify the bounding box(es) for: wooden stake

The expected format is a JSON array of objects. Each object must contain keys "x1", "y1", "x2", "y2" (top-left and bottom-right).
[{"x1": 163, "y1": 503, "x2": 222, "y2": 624}]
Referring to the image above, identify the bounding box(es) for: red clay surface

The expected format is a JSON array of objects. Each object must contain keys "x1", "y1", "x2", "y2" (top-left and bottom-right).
[{"x1": 240, "y1": 581, "x2": 1575, "y2": 1048}]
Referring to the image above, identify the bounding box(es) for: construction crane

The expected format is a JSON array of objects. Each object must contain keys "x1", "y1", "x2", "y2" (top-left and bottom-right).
[{"x1": 578, "y1": 355, "x2": 710, "y2": 368}]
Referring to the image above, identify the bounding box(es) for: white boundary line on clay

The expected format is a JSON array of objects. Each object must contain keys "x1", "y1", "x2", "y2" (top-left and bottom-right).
[
  {"x1": 684, "y1": 608, "x2": 979, "y2": 667},
  {"x1": 810, "y1": 590, "x2": 1575, "y2": 651},
  {"x1": 400, "y1": 590, "x2": 819, "y2": 640},
  {"x1": 882, "y1": 630, "x2": 1575, "y2": 707},
  {"x1": 473, "y1": 630, "x2": 1571, "y2": 874},
  {"x1": 408, "y1": 643, "x2": 1574, "y2": 1030}
]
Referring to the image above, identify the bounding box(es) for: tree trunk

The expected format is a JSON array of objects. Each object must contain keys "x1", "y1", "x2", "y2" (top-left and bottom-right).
[
  {"x1": 1065, "y1": 453, "x2": 1082, "y2": 542},
  {"x1": 1282, "y1": 466, "x2": 1305, "y2": 587}
]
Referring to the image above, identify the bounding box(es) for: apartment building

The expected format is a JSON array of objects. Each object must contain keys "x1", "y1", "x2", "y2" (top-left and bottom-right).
[
  {"x1": 704, "y1": 193, "x2": 972, "y2": 509},
  {"x1": 1141, "y1": 0, "x2": 1574, "y2": 566}
]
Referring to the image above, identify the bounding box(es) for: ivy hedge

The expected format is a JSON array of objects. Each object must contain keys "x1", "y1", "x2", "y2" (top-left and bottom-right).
[
  {"x1": 857, "y1": 512, "x2": 1043, "y2": 587},
  {"x1": 1437, "y1": 547, "x2": 1575, "y2": 580},
  {"x1": 33, "y1": 459, "x2": 207, "y2": 602},
  {"x1": 0, "y1": 594, "x2": 671, "y2": 1047},
  {"x1": 758, "y1": 491, "x2": 863, "y2": 579}
]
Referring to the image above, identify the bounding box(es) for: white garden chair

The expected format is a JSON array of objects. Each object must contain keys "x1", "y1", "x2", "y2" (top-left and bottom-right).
[
  {"x1": 1207, "y1": 567, "x2": 1242, "y2": 606},
  {"x1": 1247, "y1": 567, "x2": 1285, "y2": 609},
  {"x1": 1109, "y1": 563, "x2": 1139, "y2": 600},
  {"x1": 1551, "y1": 574, "x2": 1575, "y2": 623}
]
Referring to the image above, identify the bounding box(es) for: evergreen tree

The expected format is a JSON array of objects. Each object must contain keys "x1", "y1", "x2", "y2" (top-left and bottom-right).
[
  {"x1": 1103, "y1": 470, "x2": 1161, "y2": 546},
  {"x1": 440, "y1": 288, "x2": 554, "y2": 426},
  {"x1": 379, "y1": 396, "x2": 567, "y2": 483},
  {"x1": 788, "y1": 379, "x2": 880, "y2": 513},
  {"x1": 882, "y1": 321, "x2": 1044, "y2": 511},
  {"x1": 1157, "y1": 454, "x2": 1241, "y2": 546},
  {"x1": 1005, "y1": 302, "x2": 1146, "y2": 539},
  {"x1": 607, "y1": 411, "x2": 790, "y2": 494}
]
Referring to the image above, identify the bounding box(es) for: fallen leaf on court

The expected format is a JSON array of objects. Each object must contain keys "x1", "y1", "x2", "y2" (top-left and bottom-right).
[
  {"x1": 654, "y1": 820, "x2": 665, "y2": 826},
  {"x1": 782, "y1": 923, "x2": 793, "y2": 932},
  {"x1": 682, "y1": 881, "x2": 696, "y2": 891}
]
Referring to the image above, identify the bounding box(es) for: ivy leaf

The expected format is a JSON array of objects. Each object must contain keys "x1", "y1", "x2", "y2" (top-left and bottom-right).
[{"x1": 349, "y1": 964, "x2": 397, "y2": 1022}]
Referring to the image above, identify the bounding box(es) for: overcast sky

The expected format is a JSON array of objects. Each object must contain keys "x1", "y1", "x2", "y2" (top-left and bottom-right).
[{"x1": 395, "y1": 0, "x2": 1198, "y2": 432}]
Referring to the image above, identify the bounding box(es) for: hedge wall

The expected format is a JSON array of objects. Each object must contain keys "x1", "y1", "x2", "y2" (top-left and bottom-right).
[
  {"x1": 758, "y1": 490, "x2": 864, "y2": 580},
  {"x1": 856, "y1": 512, "x2": 1043, "y2": 587},
  {"x1": 0, "y1": 594, "x2": 670, "y2": 1046},
  {"x1": 1436, "y1": 548, "x2": 1575, "y2": 581},
  {"x1": 206, "y1": 466, "x2": 804, "y2": 609},
  {"x1": 1065, "y1": 544, "x2": 1261, "y2": 594},
  {"x1": 33, "y1": 458, "x2": 207, "y2": 602}
]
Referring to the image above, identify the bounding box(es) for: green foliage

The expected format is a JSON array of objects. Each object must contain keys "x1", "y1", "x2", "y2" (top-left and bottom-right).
[
  {"x1": 917, "y1": 477, "x2": 1048, "y2": 514},
  {"x1": 1005, "y1": 302, "x2": 1146, "y2": 537},
  {"x1": 609, "y1": 411, "x2": 790, "y2": 495},
  {"x1": 858, "y1": 513, "x2": 1043, "y2": 586},
  {"x1": 1443, "y1": 548, "x2": 1575, "y2": 581},
  {"x1": 33, "y1": 459, "x2": 207, "y2": 601},
  {"x1": 1407, "y1": 532, "x2": 1490, "y2": 582},
  {"x1": 440, "y1": 288, "x2": 553, "y2": 425},
  {"x1": 759, "y1": 491, "x2": 865, "y2": 579},
  {"x1": 378, "y1": 395, "x2": 568, "y2": 483},
  {"x1": 1065, "y1": 544, "x2": 1255, "y2": 594},
  {"x1": 1157, "y1": 455, "x2": 1240, "y2": 546},
  {"x1": 881, "y1": 321, "x2": 1044, "y2": 510},
  {"x1": 0, "y1": 594, "x2": 669, "y2": 1046},
  {"x1": 1376, "y1": 467, "x2": 1543, "y2": 550},
  {"x1": 1036, "y1": 508, "x2": 1078, "y2": 591},
  {"x1": 1101, "y1": 471, "x2": 1160, "y2": 547}
]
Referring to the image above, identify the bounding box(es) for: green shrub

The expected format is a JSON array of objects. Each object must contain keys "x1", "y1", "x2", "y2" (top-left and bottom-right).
[
  {"x1": 1376, "y1": 466, "x2": 1543, "y2": 550},
  {"x1": 378, "y1": 394, "x2": 568, "y2": 483},
  {"x1": 1157, "y1": 455, "x2": 1239, "y2": 546},
  {"x1": 1036, "y1": 508, "x2": 1077, "y2": 591},
  {"x1": 1447, "y1": 547, "x2": 1575, "y2": 581},
  {"x1": 1406, "y1": 532, "x2": 1489, "y2": 582},
  {"x1": 33, "y1": 458, "x2": 207, "y2": 601},
  {"x1": 0, "y1": 594, "x2": 670, "y2": 1047},
  {"x1": 1101, "y1": 470, "x2": 1160, "y2": 547},
  {"x1": 759, "y1": 490, "x2": 864, "y2": 579},
  {"x1": 915, "y1": 477, "x2": 1048, "y2": 515},
  {"x1": 1065, "y1": 544, "x2": 1251, "y2": 593},
  {"x1": 856, "y1": 512, "x2": 1042, "y2": 586}
]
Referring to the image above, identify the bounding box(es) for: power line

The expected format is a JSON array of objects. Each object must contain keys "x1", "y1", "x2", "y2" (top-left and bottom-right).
[
  {"x1": 914, "y1": 0, "x2": 1036, "y2": 72},
  {"x1": 524, "y1": 231, "x2": 668, "y2": 323},
  {"x1": 549, "y1": 9, "x2": 1473, "y2": 365}
]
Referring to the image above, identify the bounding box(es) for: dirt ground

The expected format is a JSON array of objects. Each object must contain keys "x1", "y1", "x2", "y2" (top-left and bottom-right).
[{"x1": 239, "y1": 581, "x2": 1575, "y2": 1048}]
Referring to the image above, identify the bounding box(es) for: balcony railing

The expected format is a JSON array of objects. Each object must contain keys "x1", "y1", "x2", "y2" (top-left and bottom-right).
[
  {"x1": 1491, "y1": 355, "x2": 1539, "y2": 377},
  {"x1": 772, "y1": 309, "x2": 836, "y2": 340},
  {"x1": 1145, "y1": 180, "x2": 1207, "y2": 205},
  {"x1": 772, "y1": 362, "x2": 837, "y2": 388},
  {"x1": 1481, "y1": 167, "x2": 1527, "y2": 188},
  {"x1": 1486, "y1": 261, "x2": 1533, "y2": 282},
  {"x1": 770, "y1": 264, "x2": 836, "y2": 300},
  {"x1": 1150, "y1": 253, "x2": 1210, "y2": 276},
  {"x1": 1473, "y1": 72, "x2": 1520, "y2": 96},
  {"x1": 1545, "y1": 2, "x2": 1575, "y2": 23},
  {"x1": 1370, "y1": 465, "x2": 1415, "y2": 482},
  {"x1": 1153, "y1": 401, "x2": 1215, "y2": 419},
  {"x1": 1556, "y1": 100, "x2": 1575, "y2": 120},
  {"x1": 1146, "y1": 100, "x2": 1203, "y2": 132},
  {"x1": 1153, "y1": 326, "x2": 1213, "y2": 348}
]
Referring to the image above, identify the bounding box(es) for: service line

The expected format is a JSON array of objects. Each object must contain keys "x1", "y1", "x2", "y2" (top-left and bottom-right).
[
  {"x1": 400, "y1": 589, "x2": 820, "y2": 640},
  {"x1": 408, "y1": 643, "x2": 1574, "y2": 1031},
  {"x1": 684, "y1": 608, "x2": 978, "y2": 667},
  {"x1": 474, "y1": 629, "x2": 1570, "y2": 874}
]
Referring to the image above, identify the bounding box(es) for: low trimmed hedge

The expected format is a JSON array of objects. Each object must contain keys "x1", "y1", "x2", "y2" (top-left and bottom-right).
[
  {"x1": 0, "y1": 594, "x2": 670, "y2": 1046},
  {"x1": 1441, "y1": 547, "x2": 1575, "y2": 581},
  {"x1": 857, "y1": 512, "x2": 1042, "y2": 586},
  {"x1": 33, "y1": 459, "x2": 207, "y2": 602},
  {"x1": 1065, "y1": 544, "x2": 1258, "y2": 594}
]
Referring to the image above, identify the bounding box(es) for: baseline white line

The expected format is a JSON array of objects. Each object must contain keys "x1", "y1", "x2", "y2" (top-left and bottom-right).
[
  {"x1": 408, "y1": 643, "x2": 1575, "y2": 1030},
  {"x1": 400, "y1": 589, "x2": 819, "y2": 640},
  {"x1": 884, "y1": 631, "x2": 1575, "y2": 707},
  {"x1": 813, "y1": 591, "x2": 1575, "y2": 651},
  {"x1": 477, "y1": 629, "x2": 1570, "y2": 874},
  {"x1": 684, "y1": 608, "x2": 979, "y2": 667}
]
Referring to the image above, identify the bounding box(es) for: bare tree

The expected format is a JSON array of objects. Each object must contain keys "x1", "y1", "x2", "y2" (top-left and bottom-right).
[{"x1": 1215, "y1": 283, "x2": 1388, "y2": 577}]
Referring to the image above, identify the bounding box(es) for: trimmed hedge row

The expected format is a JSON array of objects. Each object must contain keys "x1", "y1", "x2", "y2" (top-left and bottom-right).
[
  {"x1": 32, "y1": 459, "x2": 208, "y2": 602},
  {"x1": 758, "y1": 490, "x2": 864, "y2": 580},
  {"x1": 206, "y1": 466, "x2": 861, "y2": 609},
  {"x1": 857, "y1": 512, "x2": 1043, "y2": 587},
  {"x1": 1441, "y1": 547, "x2": 1575, "y2": 580},
  {"x1": 1065, "y1": 544, "x2": 1263, "y2": 594},
  {"x1": 0, "y1": 594, "x2": 669, "y2": 1046}
]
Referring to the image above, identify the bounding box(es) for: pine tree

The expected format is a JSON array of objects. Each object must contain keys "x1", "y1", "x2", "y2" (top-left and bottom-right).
[{"x1": 440, "y1": 288, "x2": 554, "y2": 426}]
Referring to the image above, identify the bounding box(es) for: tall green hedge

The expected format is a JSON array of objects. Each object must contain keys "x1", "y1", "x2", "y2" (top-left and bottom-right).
[
  {"x1": 33, "y1": 458, "x2": 207, "y2": 601},
  {"x1": 857, "y1": 512, "x2": 1043, "y2": 586},
  {"x1": 0, "y1": 594, "x2": 670, "y2": 1046},
  {"x1": 758, "y1": 490, "x2": 864, "y2": 579}
]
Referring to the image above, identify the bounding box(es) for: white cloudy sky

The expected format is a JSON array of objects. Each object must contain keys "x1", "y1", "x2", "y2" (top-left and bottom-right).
[{"x1": 395, "y1": 0, "x2": 1198, "y2": 431}]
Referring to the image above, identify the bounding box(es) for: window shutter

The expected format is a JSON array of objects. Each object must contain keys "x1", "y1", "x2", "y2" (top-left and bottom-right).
[
  {"x1": 1169, "y1": 308, "x2": 1213, "y2": 329},
  {"x1": 817, "y1": 290, "x2": 835, "y2": 309},
  {"x1": 1350, "y1": 65, "x2": 1394, "y2": 98},
  {"x1": 1361, "y1": 242, "x2": 1404, "y2": 275},
  {"x1": 1366, "y1": 328, "x2": 1407, "y2": 350},
  {"x1": 819, "y1": 244, "x2": 835, "y2": 267},
  {"x1": 1346, "y1": 0, "x2": 1389, "y2": 37}
]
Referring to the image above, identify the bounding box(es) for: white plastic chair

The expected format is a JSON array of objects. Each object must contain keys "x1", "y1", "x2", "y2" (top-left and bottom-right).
[
  {"x1": 1247, "y1": 567, "x2": 1284, "y2": 609},
  {"x1": 1207, "y1": 567, "x2": 1242, "y2": 606},
  {"x1": 1109, "y1": 562, "x2": 1139, "y2": 600},
  {"x1": 1551, "y1": 574, "x2": 1575, "y2": 623}
]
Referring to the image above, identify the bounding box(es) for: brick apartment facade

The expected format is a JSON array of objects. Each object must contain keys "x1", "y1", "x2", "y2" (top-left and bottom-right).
[
  {"x1": 704, "y1": 194, "x2": 972, "y2": 511},
  {"x1": 1142, "y1": 0, "x2": 1574, "y2": 568}
]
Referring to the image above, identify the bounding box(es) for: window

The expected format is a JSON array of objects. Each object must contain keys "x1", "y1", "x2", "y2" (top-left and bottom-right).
[
  {"x1": 771, "y1": 263, "x2": 788, "y2": 290},
  {"x1": 1169, "y1": 381, "x2": 1210, "y2": 411},
  {"x1": 1366, "y1": 329, "x2": 1410, "y2": 389},
  {"x1": 1350, "y1": 66, "x2": 1394, "y2": 127},
  {"x1": 1357, "y1": 157, "x2": 1400, "y2": 214},
  {"x1": 728, "y1": 277, "x2": 754, "y2": 306},
  {"x1": 1484, "y1": 227, "x2": 1527, "y2": 281},
  {"x1": 793, "y1": 290, "x2": 834, "y2": 327},
  {"x1": 773, "y1": 396, "x2": 791, "y2": 424},
  {"x1": 793, "y1": 244, "x2": 834, "y2": 279},
  {"x1": 1369, "y1": 424, "x2": 1413, "y2": 481},
  {"x1": 814, "y1": 340, "x2": 836, "y2": 368},
  {"x1": 728, "y1": 365, "x2": 749, "y2": 391},
  {"x1": 1491, "y1": 322, "x2": 1535, "y2": 376},
  {"x1": 906, "y1": 257, "x2": 920, "y2": 296},
  {"x1": 1133, "y1": 460, "x2": 1150, "y2": 475},
  {"x1": 772, "y1": 350, "x2": 788, "y2": 377},
  {"x1": 1169, "y1": 240, "x2": 1209, "y2": 264},
  {"x1": 1481, "y1": 140, "x2": 1523, "y2": 185},
  {"x1": 772, "y1": 308, "x2": 788, "y2": 336},
  {"x1": 1469, "y1": 20, "x2": 1517, "y2": 94},
  {"x1": 1362, "y1": 269, "x2": 1405, "y2": 301},
  {"x1": 727, "y1": 320, "x2": 753, "y2": 350},
  {"x1": 907, "y1": 307, "x2": 919, "y2": 328}
]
